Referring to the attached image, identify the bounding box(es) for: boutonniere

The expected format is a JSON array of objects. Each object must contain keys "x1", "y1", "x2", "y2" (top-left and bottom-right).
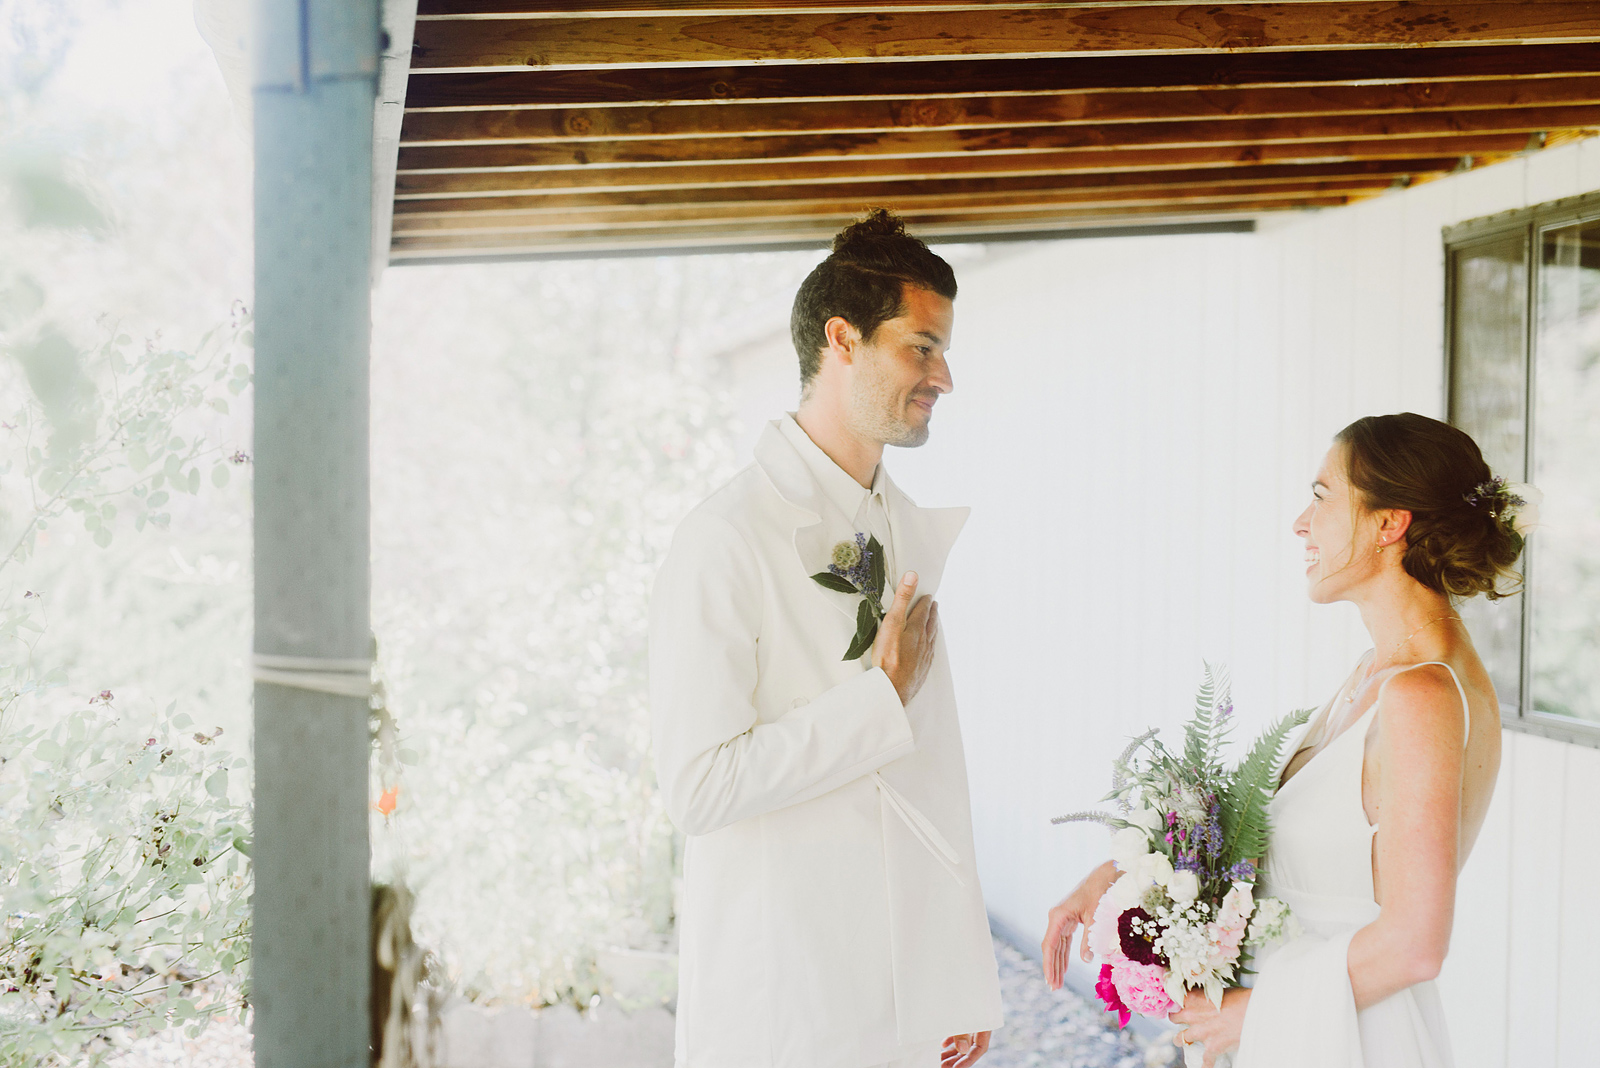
[{"x1": 810, "y1": 533, "x2": 886, "y2": 661}]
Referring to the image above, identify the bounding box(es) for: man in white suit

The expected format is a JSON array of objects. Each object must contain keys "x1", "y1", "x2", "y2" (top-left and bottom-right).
[{"x1": 650, "y1": 210, "x2": 1002, "y2": 1068}]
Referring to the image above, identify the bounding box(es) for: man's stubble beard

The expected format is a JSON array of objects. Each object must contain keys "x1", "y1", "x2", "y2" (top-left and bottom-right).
[{"x1": 848, "y1": 353, "x2": 930, "y2": 449}]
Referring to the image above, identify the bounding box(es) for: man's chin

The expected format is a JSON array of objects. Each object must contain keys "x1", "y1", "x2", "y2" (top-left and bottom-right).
[{"x1": 887, "y1": 423, "x2": 931, "y2": 448}]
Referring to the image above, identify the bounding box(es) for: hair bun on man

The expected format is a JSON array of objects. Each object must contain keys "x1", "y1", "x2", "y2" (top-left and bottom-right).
[
  {"x1": 1337, "y1": 413, "x2": 1525, "y2": 600},
  {"x1": 831, "y1": 207, "x2": 912, "y2": 255}
]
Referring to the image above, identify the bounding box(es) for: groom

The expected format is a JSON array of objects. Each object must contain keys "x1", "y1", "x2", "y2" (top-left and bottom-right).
[{"x1": 649, "y1": 209, "x2": 1002, "y2": 1068}]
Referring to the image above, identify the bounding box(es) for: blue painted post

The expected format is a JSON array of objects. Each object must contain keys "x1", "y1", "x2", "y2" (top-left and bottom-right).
[{"x1": 251, "y1": 1, "x2": 379, "y2": 1065}]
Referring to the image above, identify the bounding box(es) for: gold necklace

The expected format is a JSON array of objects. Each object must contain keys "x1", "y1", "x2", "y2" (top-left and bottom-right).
[{"x1": 1344, "y1": 613, "x2": 1461, "y2": 704}]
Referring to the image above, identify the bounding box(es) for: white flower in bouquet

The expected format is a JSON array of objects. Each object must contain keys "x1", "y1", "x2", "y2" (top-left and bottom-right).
[
  {"x1": 1217, "y1": 881, "x2": 1255, "y2": 927},
  {"x1": 1107, "y1": 871, "x2": 1149, "y2": 910},
  {"x1": 1166, "y1": 867, "x2": 1201, "y2": 905},
  {"x1": 1128, "y1": 805, "x2": 1164, "y2": 832},
  {"x1": 1245, "y1": 895, "x2": 1300, "y2": 946},
  {"x1": 1109, "y1": 825, "x2": 1151, "y2": 867},
  {"x1": 1135, "y1": 849, "x2": 1174, "y2": 888}
]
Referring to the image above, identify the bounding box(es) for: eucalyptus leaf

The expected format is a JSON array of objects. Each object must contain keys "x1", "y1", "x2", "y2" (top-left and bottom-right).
[
  {"x1": 810, "y1": 571, "x2": 857, "y2": 595},
  {"x1": 842, "y1": 597, "x2": 879, "y2": 661}
]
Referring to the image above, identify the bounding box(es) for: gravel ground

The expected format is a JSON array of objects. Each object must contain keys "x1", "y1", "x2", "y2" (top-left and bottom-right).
[
  {"x1": 108, "y1": 937, "x2": 1176, "y2": 1068},
  {"x1": 985, "y1": 937, "x2": 1179, "y2": 1068}
]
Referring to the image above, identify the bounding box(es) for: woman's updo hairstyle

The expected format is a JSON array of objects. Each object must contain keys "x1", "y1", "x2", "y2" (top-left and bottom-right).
[{"x1": 1336, "y1": 413, "x2": 1523, "y2": 600}]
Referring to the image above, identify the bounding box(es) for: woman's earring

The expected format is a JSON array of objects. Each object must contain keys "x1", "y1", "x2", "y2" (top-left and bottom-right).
[{"x1": 1376, "y1": 540, "x2": 1385, "y2": 554}]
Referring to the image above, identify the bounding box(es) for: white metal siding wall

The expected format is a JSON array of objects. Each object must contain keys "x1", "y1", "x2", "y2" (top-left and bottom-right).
[{"x1": 881, "y1": 137, "x2": 1600, "y2": 1068}]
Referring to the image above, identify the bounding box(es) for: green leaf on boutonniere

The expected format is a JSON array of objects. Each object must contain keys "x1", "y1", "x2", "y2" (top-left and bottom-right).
[
  {"x1": 811, "y1": 571, "x2": 859, "y2": 595},
  {"x1": 867, "y1": 534, "x2": 886, "y2": 599},
  {"x1": 842, "y1": 597, "x2": 880, "y2": 661}
]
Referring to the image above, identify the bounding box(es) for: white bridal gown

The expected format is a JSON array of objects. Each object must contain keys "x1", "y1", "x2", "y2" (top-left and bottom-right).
[{"x1": 1234, "y1": 661, "x2": 1469, "y2": 1068}]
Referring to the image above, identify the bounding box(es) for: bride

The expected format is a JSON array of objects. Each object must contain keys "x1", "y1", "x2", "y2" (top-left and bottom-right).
[{"x1": 1041, "y1": 413, "x2": 1530, "y2": 1068}]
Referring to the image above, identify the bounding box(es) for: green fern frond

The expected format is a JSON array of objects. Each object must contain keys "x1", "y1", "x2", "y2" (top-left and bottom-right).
[
  {"x1": 1182, "y1": 662, "x2": 1232, "y2": 771},
  {"x1": 1218, "y1": 706, "x2": 1314, "y2": 868}
]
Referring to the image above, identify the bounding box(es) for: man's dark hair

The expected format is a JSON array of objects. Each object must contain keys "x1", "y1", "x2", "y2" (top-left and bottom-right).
[{"x1": 790, "y1": 209, "x2": 957, "y2": 389}]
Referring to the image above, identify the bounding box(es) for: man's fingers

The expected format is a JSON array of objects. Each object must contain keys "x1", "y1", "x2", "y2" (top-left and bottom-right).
[{"x1": 889, "y1": 571, "x2": 918, "y2": 620}]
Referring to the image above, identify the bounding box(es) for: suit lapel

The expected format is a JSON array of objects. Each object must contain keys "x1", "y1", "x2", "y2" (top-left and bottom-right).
[
  {"x1": 754, "y1": 420, "x2": 864, "y2": 623},
  {"x1": 755, "y1": 418, "x2": 970, "y2": 619},
  {"x1": 882, "y1": 472, "x2": 969, "y2": 601}
]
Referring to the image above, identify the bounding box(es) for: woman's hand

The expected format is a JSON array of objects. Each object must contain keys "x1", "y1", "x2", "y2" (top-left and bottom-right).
[
  {"x1": 1042, "y1": 860, "x2": 1117, "y2": 990},
  {"x1": 1168, "y1": 988, "x2": 1250, "y2": 1068}
]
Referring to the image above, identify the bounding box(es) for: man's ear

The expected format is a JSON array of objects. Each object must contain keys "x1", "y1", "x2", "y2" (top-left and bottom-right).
[{"x1": 823, "y1": 315, "x2": 860, "y2": 365}]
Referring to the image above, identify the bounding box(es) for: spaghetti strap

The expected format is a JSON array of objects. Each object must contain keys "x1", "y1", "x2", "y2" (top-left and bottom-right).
[{"x1": 1378, "y1": 661, "x2": 1471, "y2": 748}]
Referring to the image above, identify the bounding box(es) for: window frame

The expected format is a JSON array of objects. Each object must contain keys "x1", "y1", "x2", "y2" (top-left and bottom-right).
[{"x1": 1444, "y1": 189, "x2": 1600, "y2": 750}]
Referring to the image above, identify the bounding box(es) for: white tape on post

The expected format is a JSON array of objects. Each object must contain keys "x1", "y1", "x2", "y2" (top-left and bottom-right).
[{"x1": 252, "y1": 653, "x2": 373, "y2": 698}]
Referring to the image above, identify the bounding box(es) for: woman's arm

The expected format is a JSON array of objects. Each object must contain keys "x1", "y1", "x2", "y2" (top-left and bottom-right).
[
  {"x1": 1347, "y1": 665, "x2": 1466, "y2": 1007},
  {"x1": 1042, "y1": 859, "x2": 1118, "y2": 990}
]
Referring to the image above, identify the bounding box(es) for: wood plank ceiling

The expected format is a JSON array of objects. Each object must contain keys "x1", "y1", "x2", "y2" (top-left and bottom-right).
[{"x1": 390, "y1": 1, "x2": 1600, "y2": 262}]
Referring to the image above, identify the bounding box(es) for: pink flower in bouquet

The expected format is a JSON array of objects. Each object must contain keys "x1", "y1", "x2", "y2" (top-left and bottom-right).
[
  {"x1": 1112, "y1": 961, "x2": 1179, "y2": 1017},
  {"x1": 1088, "y1": 889, "x2": 1128, "y2": 963},
  {"x1": 1208, "y1": 881, "x2": 1255, "y2": 967},
  {"x1": 1096, "y1": 963, "x2": 1132, "y2": 1028}
]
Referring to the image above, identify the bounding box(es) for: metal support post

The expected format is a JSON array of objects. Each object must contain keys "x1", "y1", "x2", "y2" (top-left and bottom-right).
[{"x1": 251, "y1": 0, "x2": 379, "y2": 1064}]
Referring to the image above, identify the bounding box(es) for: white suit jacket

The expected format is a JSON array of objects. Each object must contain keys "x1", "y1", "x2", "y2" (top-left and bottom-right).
[{"x1": 649, "y1": 418, "x2": 1003, "y2": 1068}]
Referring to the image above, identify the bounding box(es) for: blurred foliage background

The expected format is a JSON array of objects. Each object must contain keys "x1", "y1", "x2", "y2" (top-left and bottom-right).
[{"x1": 0, "y1": 0, "x2": 828, "y2": 1059}]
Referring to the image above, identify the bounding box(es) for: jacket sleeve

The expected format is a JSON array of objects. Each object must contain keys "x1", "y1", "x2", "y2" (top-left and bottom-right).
[{"x1": 649, "y1": 509, "x2": 915, "y2": 837}]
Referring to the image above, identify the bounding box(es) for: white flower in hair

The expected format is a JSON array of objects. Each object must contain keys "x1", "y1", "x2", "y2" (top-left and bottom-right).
[
  {"x1": 1465, "y1": 477, "x2": 1543, "y2": 539},
  {"x1": 1504, "y1": 482, "x2": 1542, "y2": 536}
]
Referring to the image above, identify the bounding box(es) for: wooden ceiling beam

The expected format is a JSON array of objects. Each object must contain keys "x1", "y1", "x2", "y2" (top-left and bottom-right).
[
  {"x1": 392, "y1": 157, "x2": 1450, "y2": 213},
  {"x1": 402, "y1": 43, "x2": 1600, "y2": 109},
  {"x1": 388, "y1": 177, "x2": 1399, "y2": 233},
  {"x1": 398, "y1": 75, "x2": 1600, "y2": 144},
  {"x1": 393, "y1": 133, "x2": 1534, "y2": 196},
  {"x1": 416, "y1": 0, "x2": 1537, "y2": 16},
  {"x1": 396, "y1": 104, "x2": 1599, "y2": 170},
  {"x1": 409, "y1": 4, "x2": 1600, "y2": 72},
  {"x1": 388, "y1": 198, "x2": 1347, "y2": 256}
]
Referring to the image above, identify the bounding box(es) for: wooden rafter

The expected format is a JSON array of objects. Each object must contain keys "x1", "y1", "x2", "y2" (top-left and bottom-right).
[
  {"x1": 409, "y1": 4, "x2": 1600, "y2": 71},
  {"x1": 392, "y1": 158, "x2": 1452, "y2": 214},
  {"x1": 388, "y1": 198, "x2": 1347, "y2": 257},
  {"x1": 396, "y1": 105, "x2": 1599, "y2": 171},
  {"x1": 393, "y1": 133, "x2": 1535, "y2": 197},
  {"x1": 399, "y1": 76, "x2": 1600, "y2": 144},
  {"x1": 403, "y1": 42, "x2": 1600, "y2": 108}
]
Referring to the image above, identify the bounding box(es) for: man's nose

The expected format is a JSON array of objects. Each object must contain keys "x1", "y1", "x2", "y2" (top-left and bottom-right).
[{"x1": 928, "y1": 354, "x2": 953, "y2": 394}]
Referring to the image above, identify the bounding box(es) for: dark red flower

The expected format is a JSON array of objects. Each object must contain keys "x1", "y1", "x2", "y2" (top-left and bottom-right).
[{"x1": 1118, "y1": 907, "x2": 1165, "y2": 967}]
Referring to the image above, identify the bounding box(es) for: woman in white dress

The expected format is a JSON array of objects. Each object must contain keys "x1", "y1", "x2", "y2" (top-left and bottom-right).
[{"x1": 1041, "y1": 413, "x2": 1530, "y2": 1067}]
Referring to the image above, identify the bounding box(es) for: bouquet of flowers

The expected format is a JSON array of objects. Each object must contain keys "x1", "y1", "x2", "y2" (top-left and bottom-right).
[{"x1": 1054, "y1": 666, "x2": 1311, "y2": 1061}]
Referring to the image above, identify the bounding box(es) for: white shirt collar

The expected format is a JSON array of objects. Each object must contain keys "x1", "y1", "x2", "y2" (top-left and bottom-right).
[{"x1": 777, "y1": 412, "x2": 885, "y2": 523}]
